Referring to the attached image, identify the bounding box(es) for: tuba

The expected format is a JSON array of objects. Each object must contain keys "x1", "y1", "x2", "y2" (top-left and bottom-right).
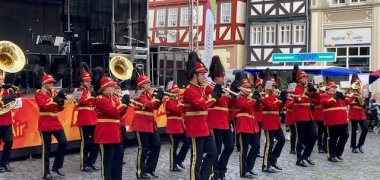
[
  {"x1": 351, "y1": 81, "x2": 365, "y2": 106},
  {"x1": 0, "y1": 41, "x2": 26, "y2": 115},
  {"x1": 109, "y1": 56, "x2": 133, "y2": 80}
]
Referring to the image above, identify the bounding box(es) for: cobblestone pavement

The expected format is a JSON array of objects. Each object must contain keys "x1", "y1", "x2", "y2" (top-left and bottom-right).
[{"x1": 1, "y1": 130, "x2": 379, "y2": 180}]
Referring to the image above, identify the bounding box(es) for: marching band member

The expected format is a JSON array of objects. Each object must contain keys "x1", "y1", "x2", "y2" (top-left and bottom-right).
[
  {"x1": 348, "y1": 75, "x2": 368, "y2": 154},
  {"x1": 312, "y1": 83, "x2": 328, "y2": 154},
  {"x1": 75, "y1": 62, "x2": 99, "y2": 172},
  {"x1": 35, "y1": 73, "x2": 67, "y2": 180},
  {"x1": 112, "y1": 84, "x2": 128, "y2": 165},
  {"x1": 207, "y1": 56, "x2": 234, "y2": 180},
  {"x1": 0, "y1": 70, "x2": 20, "y2": 172},
  {"x1": 285, "y1": 95, "x2": 296, "y2": 154},
  {"x1": 261, "y1": 76, "x2": 285, "y2": 173},
  {"x1": 253, "y1": 77, "x2": 264, "y2": 158},
  {"x1": 234, "y1": 78, "x2": 260, "y2": 178},
  {"x1": 165, "y1": 83, "x2": 190, "y2": 172},
  {"x1": 291, "y1": 65, "x2": 318, "y2": 167},
  {"x1": 93, "y1": 67, "x2": 129, "y2": 180},
  {"x1": 321, "y1": 82, "x2": 349, "y2": 162},
  {"x1": 131, "y1": 74, "x2": 163, "y2": 179},
  {"x1": 183, "y1": 52, "x2": 221, "y2": 180}
]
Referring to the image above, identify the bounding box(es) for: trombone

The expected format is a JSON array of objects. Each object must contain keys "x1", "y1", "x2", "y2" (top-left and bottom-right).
[{"x1": 112, "y1": 91, "x2": 146, "y2": 109}]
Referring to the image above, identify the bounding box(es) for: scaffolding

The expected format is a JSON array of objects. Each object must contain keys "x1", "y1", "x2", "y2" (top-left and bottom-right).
[{"x1": 188, "y1": 0, "x2": 199, "y2": 52}]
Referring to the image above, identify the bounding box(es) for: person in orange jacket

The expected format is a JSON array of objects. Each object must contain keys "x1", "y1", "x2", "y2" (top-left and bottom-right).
[
  {"x1": 291, "y1": 66, "x2": 318, "y2": 167},
  {"x1": 235, "y1": 79, "x2": 260, "y2": 178},
  {"x1": 0, "y1": 70, "x2": 20, "y2": 173},
  {"x1": 348, "y1": 77, "x2": 368, "y2": 153},
  {"x1": 75, "y1": 62, "x2": 99, "y2": 172},
  {"x1": 93, "y1": 67, "x2": 129, "y2": 180},
  {"x1": 183, "y1": 52, "x2": 221, "y2": 180},
  {"x1": 35, "y1": 73, "x2": 68, "y2": 180},
  {"x1": 261, "y1": 77, "x2": 285, "y2": 173},
  {"x1": 165, "y1": 83, "x2": 190, "y2": 172},
  {"x1": 312, "y1": 83, "x2": 328, "y2": 154},
  {"x1": 131, "y1": 74, "x2": 163, "y2": 179},
  {"x1": 207, "y1": 56, "x2": 234, "y2": 180},
  {"x1": 321, "y1": 82, "x2": 350, "y2": 162},
  {"x1": 285, "y1": 96, "x2": 296, "y2": 154}
]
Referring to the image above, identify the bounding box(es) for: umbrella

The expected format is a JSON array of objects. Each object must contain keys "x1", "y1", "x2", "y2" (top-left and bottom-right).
[
  {"x1": 321, "y1": 67, "x2": 361, "y2": 76},
  {"x1": 369, "y1": 69, "x2": 380, "y2": 84},
  {"x1": 370, "y1": 69, "x2": 380, "y2": 76}
]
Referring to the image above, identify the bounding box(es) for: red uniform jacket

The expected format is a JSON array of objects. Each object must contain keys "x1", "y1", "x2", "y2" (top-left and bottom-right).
[
  {"x1": 35, "y1": 90, "x2": 64, "y2": 131},
  {"x1": 321, "y1": 93, "x2": 349, "y2": 126},
  {"x1": 312, "y1": 92, "x2": 326, "y2": 121},
  {"x1": 292, "y1": 84, "x2": 313, "y2": 121},
  {"x1": 261, "y1": 93, "x2": 283, "y2": 131},
  {"x1": 110, "y1": 95, "x2": 127, "y2": 126},
  {"x1": 76, "y1": 87, "x2": 97, "y2": 126},
  {"x1": 183, "y1": 83, "x2": 216, "y2": 137},
  {"x1": 131, "y1": 91, "x2": 161, "y2": 133},
  {"x1": 165, "y1": 98, "x2": 185, "y2": 134},
  {"x1": 254, "y1": 104, "x2": 263, "y2": 122},
  {"x1": 234, "y1": 95, "x2": 259, "y2": 134},
  {"x1": 207, "y1": 95, "x2": 230, "y2": 130},
  {"x1": 347, "y1": 95, "x2": 367, "y2": 120},
  {"x1": 0, "y1": 88, "x2": 20, "y2": 126},
  {"x1": 94, "y1": 95, "x2": 126, "y2": 144},
  {"x1": 285, "y1": 97, "x2": 295, "y2": 125}
]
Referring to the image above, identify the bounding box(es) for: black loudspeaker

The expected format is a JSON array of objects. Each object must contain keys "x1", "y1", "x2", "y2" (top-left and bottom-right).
[{"x1": 177, "y1": 70, "x2": 187, "y2": 88}]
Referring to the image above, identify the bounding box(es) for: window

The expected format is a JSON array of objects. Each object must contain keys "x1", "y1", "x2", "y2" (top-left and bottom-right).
[
  {"x1": 278, "y1": 25, "x2": 290, "y2": 45},
  {"x1": 156, "y1": 9, "x2": 166, "y2": 27},
  {"x1": 326, "y1": 46, "x2": 370, "y2": 71},
  {"x1": 250, "y1": 26, "x2": 261, "y2": 45},
  {"x1": 294, "y1": 24, "x2": 305, "y2": 44},
  {"x1": 351, "y1": 0, "x2": 366, "y2": 3},
  {"x1": 220, "y1": 3, "x2": 231, "y2": 24},
  {"x1": 264, "y1": 26, "x2": 275, "y2": 45},
  {"x1": 180, "y1": 7, "x2": 189, "y2": 26},
  {"x1": 168, "y1": 8, "x2": 178, "y2": 27},
  {"x1": 331, "y1": 0, "x2": 345, "y2": 5}
]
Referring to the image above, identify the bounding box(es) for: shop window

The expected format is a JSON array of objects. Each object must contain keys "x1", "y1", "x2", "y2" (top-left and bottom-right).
[
  {"x1": 349, "y1": 47, "x2": 358, "y2": 56},
  {"x1": 360, "y1": 47, "x2": 370, "y2": 55},
  {"x1": 331, "y1": 0, "x2": 345, "y2": 5},
  {"x1": 337, "y1": 48, "x2": 347, "y2": 56},
  {"x1": 351, "y1": 0, "x2": 367, "y2": 3}
]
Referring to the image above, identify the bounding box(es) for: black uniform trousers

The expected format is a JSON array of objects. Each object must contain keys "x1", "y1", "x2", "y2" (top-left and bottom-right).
[
  {"x1": 295, "y1": 121, "x2": 317, "y2": 160},
  {"x1": 120, "y1": 126, "x2": 128, "y2": 164},
  {"x1": 316, "y1": 121, "x2": 328, "y2": 151},
  {"x1": 213, "y1": 128, "x2": 234, "y2": 178},
  {"x1": 350, "y1": 120, "x2": 368, "y2": 149},
  {"x1": 0, "y1": 125, "x2": 13, "y2": 166},
  {"x1": 190, "y1": 135, "x2": 217, "y2": 180},
  {"x1": 79, "y1": 125, "x2": 98, "y2": 170},
  {"x1": 289, "y1": 124, "x2": 296, "y2": 152},
  {"x1": 257, "y1": 121, "x2": 262, "y2": 155},
  {"x1": 327, "y1": 124, "x2": 349, "y2": 159},
  {"x1": 40, "y1": 129, "x2": 67, "y2": 176},
  {"x1": 99, "y1": 143, "x2": 123, "y2": 180},
  {"x1": 135, "y1": 130, "x2": 161, "y2": 178},
  {"x1": 169, "y1": 133, "x2": 190, "y2": 170},
  {"x1": 262, "y1": 129, "x2": 285, "y2": 170},
  {"x1": 238, "y1": 132, "x2": 259, "y2": 176}
]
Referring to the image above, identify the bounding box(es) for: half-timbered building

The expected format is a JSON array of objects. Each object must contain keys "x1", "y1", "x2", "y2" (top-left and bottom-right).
[
  {"x1": 246, "y1": 0, "x2": 308, "y2": 66},
  {"x1": 148, "y1": 0, "x2": 247, "y2": 75}
]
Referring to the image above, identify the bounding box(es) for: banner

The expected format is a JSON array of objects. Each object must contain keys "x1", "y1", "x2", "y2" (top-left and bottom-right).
[
  {"x1": 203, "y1": 0, "x2": 216, "y2": 73},
  {"x1": 1, "y1": 98, "x2": 170, "y2": 151}
]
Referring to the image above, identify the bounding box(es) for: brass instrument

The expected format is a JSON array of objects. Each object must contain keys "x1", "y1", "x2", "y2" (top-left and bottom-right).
[
  {"x1": 151, "y1": 88, "x2": 178, "y2": 98},
  {"x1": 209, "y1": 81, "x2": 240, "y2": 97},
  {"x1": 0, "y1": 41, "x2": 26, "y2": 115},
  {"x1": 109, "y1": 56, "x2": 133, "y2": 80},
  {"x1": 113, "y1": 91, "x2": 145, "y2": 108},
  {"x1": 351, "y1": 81, "x2": 365, "y2": 106}
]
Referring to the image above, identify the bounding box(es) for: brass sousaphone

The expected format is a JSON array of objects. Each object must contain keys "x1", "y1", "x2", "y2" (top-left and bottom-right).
[
  {"x1": 109, "y1": 55, "x2": 133, "y2": 80},
  {"x1": 0, "y1": 41, "x2": 26, "y2": 115}
]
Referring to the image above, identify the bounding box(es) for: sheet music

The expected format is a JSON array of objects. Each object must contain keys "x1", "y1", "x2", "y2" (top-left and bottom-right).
[
  {"x1": 265, "y1": 81, "x2": 273, "y2": 90},
  {"x1": 287, "y1": 83, "x2": 297, "y2": 92},
  {"x1": 72, "y1": 91, "x2": 83, "y2": 100},
  {"x1": 313, "y1": 75, "x2": 324, "y2": 84},
  {"x1": 14, "y1": 98, "x2": 23, "y2": 109}
]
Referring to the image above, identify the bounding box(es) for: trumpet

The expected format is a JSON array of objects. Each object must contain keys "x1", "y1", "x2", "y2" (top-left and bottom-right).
[
  {"x1": 151, "y1": 88, "x2": 178, "y2": 98},
  {"x1": 208, "y1": 81, "x2": 241, "y2": 97},
  {"x1": 113, "y1": 91, "x2": 146, "y2": 108}
]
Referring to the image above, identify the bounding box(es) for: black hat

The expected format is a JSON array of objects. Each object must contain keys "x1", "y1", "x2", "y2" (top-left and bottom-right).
[
  {"x1": 208, "y1": 55, "x2": 225, "y2": 80},
  {"x1": 230, "y1": 70, "x2": 246, "y2": 93}
]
